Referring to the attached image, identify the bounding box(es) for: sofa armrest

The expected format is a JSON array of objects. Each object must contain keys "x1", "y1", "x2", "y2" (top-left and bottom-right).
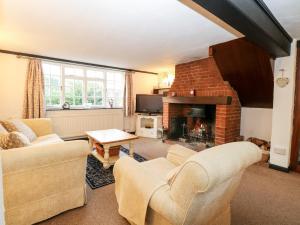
[
  {"x1": 22, "y1": 118, "x2": 53, "y2": 137},
  {"x1": 1, "y1": 140, "x2": 89, "y2": 174},
  {"x1": 166, "y1": 144, "x2": 197, "y2": 166}
]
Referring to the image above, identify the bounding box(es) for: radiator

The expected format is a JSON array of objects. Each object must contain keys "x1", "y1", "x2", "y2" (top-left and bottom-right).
[{"x1": 46, "y1": 109, "x2": 124, "y2": 138}]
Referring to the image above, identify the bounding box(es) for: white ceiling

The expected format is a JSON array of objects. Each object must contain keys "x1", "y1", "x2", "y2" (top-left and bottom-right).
[
  {"x1": 0, "y1": 0, "x2": 236, "y2": 73},
  {"x1": 263, "y1": 0, "x2": 300, "y2": 39}
]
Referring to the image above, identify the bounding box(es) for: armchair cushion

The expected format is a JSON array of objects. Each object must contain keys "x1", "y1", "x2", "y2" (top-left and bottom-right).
[
  {"x1": 141, "y1": 158, "x2": 176, "y2": 180},
  {"x1": 166, "y1": 144, "x2": 197, "y2": 166}
]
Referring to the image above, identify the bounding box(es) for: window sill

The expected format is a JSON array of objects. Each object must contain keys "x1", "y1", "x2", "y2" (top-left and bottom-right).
[{"x1": 46, "y1": 107, "x2": 123, "y2": 111}]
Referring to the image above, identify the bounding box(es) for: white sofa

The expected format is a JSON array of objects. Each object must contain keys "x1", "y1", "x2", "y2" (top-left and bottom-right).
[
  {"x1": 0, "y1": 118, "x2": 90, "y2": 225},
  {"x1": 114, "y1": 142, "x2": 262, "y2": 225}
]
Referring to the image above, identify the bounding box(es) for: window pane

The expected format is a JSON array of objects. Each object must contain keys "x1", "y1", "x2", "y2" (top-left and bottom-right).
[
  {"x1": 95, "y1": 82, "x2": 103, "y2": 97},
  {"x1": 42, "y1": 64, "x2": 51, "y2": 75},
  {"x1": 87, "y1": 97, "x2": 94, "y2": 105},
  {"x1": 64, "y1": 67, "x2": 84, "y2": 77},
  {"x1": 74, "y1": 80, "x2": 83, "y2": 97},
  {"x1": 65, "y1": 96, "x2": 73, "y2": 105},
  {"x1": 96, "y1": 97, "x2": 102, "y2": 105},
  {"x1": 86, "y1": 70, "x2": 104, "y2": 79},
  {"x1": 50, "y1": 76, "x2": 60, "y2": 86},
  {"x1": 51, "y1": 96, "x2": 60, "y2": 105},
  {"x1": 106, "y1": 72, "x2": 116, "y2": 81},
  {"x1": 44, "y1": 75, "x2": 50, "y2": 86},
  {"x1": 45, "y1": 86, "x2": 50, "y2": 97},
  {"x1": 65, "y1": 86, "x2": 73, "y2": 96},
  {"x1": 42, "y1": 62, "x2": 62, "y2": 107},
  {"x1": 75, "y1": 97, "x2": 83, "y2": 105},
  {"x1": 51, "y1": 66, "x2": 60, "y2": 76},
  {"x1": 65, "y1": 79, "x2": 74, "y2": 87},
  {"x1": 46, "y1": 97, "x2": 51, "y2": 105},
  {"x1": 87, "y1": 81, "x2": 95, "y2": 97}
]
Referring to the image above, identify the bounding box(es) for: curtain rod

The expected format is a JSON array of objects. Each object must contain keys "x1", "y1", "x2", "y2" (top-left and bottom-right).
[{"x1": 0, "y1": 49, "x2": 158, "y2": 75}]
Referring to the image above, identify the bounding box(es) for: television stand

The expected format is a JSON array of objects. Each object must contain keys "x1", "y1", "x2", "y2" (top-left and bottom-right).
[{"x1": 136, "y1": 114, "x2": 162, "y2": 138}]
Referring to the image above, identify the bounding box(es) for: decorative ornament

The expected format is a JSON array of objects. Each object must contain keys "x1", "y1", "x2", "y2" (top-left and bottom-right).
[
  {"x1": 276, "y1": 69, "x2": 289, "y2": 88},
  {"x1": 62, "y1": 102, "x2": 70, "y2": 110}
]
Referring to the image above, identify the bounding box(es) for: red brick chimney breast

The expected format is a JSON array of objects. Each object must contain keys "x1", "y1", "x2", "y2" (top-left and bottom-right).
[{"x1": 163, "y1": 57, "x2": 241, "y2": 145}]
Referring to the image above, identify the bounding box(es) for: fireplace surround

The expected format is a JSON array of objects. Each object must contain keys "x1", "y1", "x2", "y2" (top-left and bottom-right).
[{"x1": 163, "y1": 56, "x2": 241, "y2": 146}]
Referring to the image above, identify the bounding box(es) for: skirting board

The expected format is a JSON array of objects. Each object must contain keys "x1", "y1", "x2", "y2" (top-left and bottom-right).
[{"x1": 269, "y1": 163, "x2": 289, "y2": 173}]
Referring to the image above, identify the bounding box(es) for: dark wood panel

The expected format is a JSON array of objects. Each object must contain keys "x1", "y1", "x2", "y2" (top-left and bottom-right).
[
  {"x1": 163, "y1": 96, "x2": 232, "y2": 105},
  {"x1": 0, "y1": 49, "x2": 158, "y2": 75},
  {"x1": 192, "y1": 0, "x2": 292, "y2": 58},
  {"x1": 210, "y1": 38, "x2": 274, "y2": 108},
  {"x1": 290, "y1": 45, "x2": 300, "y2": 171}
]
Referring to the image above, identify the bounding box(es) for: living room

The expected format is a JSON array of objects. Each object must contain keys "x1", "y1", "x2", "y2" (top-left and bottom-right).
[{"x1": 0, "y1": 0, "x2": 299, "y2": 225}]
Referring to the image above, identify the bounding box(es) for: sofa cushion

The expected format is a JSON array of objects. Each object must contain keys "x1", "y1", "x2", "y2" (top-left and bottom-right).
[
  {"x1": 31, "y1": 134, "x2": 63, "y2": 146},
  {"x1": 0, "y1": 132, "x2": 30, "y2": 149},
  {"x1": 141, "y1": 157, "x2": 176, "y2": 180},
  {"x1": 10, "y1": 119, "x2": 37, "y2": 142},
  {"x1": 0, "y1": 120, "x2": 18, "y2": 132},
  {"x1": 0, "y1": 124, "x2": 8, "y2": 135}
]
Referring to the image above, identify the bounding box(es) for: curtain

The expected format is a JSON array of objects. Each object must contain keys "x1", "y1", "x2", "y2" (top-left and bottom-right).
[
  {"x1": 23, "y1": 59, "x2": 45, "y2": 119},
  {"x1": 124, "y1": 71, "x2": 135, "y2": 117}
]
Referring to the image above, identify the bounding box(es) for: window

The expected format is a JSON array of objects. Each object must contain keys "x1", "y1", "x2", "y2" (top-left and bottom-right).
[{"x1": 42, "y1": 62, "x2": 125, "y2": 109}]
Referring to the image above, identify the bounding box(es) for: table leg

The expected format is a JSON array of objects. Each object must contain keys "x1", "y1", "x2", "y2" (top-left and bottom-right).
[
  {"x1": 103, "y1": 144, "x2": 110, "y2": 169},
  {"x1": 129, "y1": 142, "x2": 134, "y2": 158},
  {"x1": 88, "y1": 137, "x2": 93, "y2": 151}
]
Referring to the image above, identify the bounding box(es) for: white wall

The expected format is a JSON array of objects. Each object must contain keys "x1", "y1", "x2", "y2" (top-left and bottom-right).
[
  {"x1": 0, "y1": 53, "x2": 27, "y2": 119},
  {"x1": 240, "y1": 107, "x2": 273, "y2": 141},
  {"x1": 270, "y1": 40, "x2": 297, "y2": 168}
]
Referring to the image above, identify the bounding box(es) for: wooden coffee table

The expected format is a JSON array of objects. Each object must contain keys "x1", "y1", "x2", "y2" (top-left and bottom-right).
[{"x1": 86, "y1": 129, "x2": 139, "y2": 169}]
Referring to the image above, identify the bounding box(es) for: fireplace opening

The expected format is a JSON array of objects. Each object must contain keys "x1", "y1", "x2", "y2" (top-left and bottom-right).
[{"x1": 168, "y1": 104, "x2": 216, "y2": 150}]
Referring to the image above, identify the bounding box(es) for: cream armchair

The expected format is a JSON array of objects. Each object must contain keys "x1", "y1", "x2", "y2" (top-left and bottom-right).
[
  {"x1": 0, "y1": 118, "x2": 90, "y2": 225},
  {"x1": 114, "y1": 142, "x2": 262, "y2": 225}
]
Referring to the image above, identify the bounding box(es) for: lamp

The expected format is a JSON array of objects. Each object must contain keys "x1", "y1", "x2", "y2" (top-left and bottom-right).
[
  {"x1": 276, "y1": 69, "x2": 289, "y2": 88},
  {"x1": 158, "y1": 72, "x2": 175, "y2": 88}
]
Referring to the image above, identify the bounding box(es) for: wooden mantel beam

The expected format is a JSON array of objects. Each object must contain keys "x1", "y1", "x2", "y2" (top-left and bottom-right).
[{"x1": 163, "y1": 96, "x2": 232, "y2": 105}]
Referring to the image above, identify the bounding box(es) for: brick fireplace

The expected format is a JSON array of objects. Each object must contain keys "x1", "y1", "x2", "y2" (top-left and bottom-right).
[{"x1": 163, "y1": 56, "x2": 241, "y2": 145}]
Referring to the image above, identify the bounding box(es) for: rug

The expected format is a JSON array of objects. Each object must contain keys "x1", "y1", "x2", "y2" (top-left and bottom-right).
[{"x1": 86, "y1": 146, "x2": 147, "y2": 189}]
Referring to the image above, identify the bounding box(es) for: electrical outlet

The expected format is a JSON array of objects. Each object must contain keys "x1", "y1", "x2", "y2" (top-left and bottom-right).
[{"x1": 273, "y1": 147, "x2": 286, "y2": 155}]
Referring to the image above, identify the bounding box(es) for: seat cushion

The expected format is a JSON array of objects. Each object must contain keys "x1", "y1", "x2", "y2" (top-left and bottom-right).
[
  {"x1": 31, "y1": 134, "x2": 63, "y2": 146},
  {"x1": 141, "y1": 158, "x2": 177, "y2": 180}
]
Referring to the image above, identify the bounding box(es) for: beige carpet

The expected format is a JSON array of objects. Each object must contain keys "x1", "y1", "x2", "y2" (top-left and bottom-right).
[{"x1": 38, "y1": 138, "x2": 300, "y2": 225}]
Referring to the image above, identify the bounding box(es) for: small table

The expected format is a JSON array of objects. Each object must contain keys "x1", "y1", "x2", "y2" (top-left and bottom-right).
[{"x1": 86, "y1": 129, "x2": 139, "y2": 169}]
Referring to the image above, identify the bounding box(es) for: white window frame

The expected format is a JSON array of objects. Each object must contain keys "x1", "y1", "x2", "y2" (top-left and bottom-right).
[{"x1": 42, "y1": 61, "x2": 125, "y2": 110}]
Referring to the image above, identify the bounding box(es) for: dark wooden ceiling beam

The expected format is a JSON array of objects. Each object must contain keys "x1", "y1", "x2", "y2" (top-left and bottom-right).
[
  {"x1": 0, "y1": 49, "x2": 158, "y2": 75},
  {"x1": 192, "y1": 0, "x2": 292, "y2": 58}
]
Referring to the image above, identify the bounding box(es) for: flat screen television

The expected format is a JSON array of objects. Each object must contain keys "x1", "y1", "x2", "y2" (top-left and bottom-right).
[{"x1": 136, "y1": 94, "x2": 163, "y2": 114}]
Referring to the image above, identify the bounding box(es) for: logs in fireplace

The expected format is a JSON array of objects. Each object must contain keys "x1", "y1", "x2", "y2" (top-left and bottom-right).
[{"x1": 168, "y1": 105, "x2": 216, "y2": 148}]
